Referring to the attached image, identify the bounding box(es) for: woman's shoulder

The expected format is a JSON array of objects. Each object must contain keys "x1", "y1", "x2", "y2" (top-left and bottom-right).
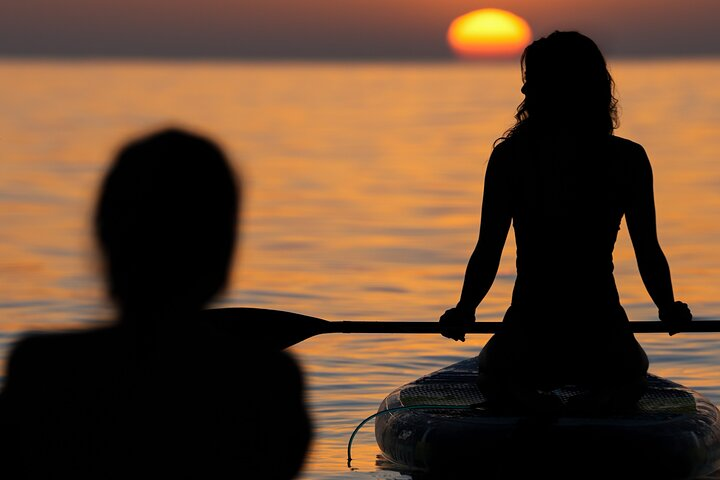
[
  {"x1": 607, "y1": 135, "x2": 653, "y2": 177},
  {"x1": 492, "y1": 135, "x2": 520, "y2": 153},
  {"x1": 603, "y1": 136, "x2": 651, "y2": 180},
  {"x1": 489, "y1": 136, "x2": 524, "y2": 166},
  {"x1": 607, "y1": 135, "x2": 648, "y2": 157}
]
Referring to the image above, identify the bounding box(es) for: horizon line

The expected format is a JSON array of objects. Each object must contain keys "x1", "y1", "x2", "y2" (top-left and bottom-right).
[{"x1": 1, "y1": 51, "x2": 719, "y2": 64}]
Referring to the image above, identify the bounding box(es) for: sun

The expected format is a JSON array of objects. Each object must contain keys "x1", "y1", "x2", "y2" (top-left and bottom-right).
[{"x1": 447, "y1": 8, "x2": 532, "y2": 59}]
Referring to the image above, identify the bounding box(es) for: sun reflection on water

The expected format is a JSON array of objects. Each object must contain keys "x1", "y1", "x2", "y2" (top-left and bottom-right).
[{"x1": 0, "y1": 59, "x2": 718, "y2": 479}]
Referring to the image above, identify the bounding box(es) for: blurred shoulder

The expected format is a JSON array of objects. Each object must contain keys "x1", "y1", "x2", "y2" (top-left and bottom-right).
[
  {"x1": 249, "y1": 348, "x2": 305, "y2": 389},
  {"x1": 207, "y1": 326, "x2": 306, "y2": 389},
  {"x1": 12, "y1": 326, "x2": 120, "y2": 353},
  {"x1": 276, "y1": 350, "x2": 305, "y2": 385},
  {"x1": 2, "y1": 327, "x2": 122, "y2": 404},
  {"x1": 6, "y1": 327, "x2": 120, "y2": 375}
]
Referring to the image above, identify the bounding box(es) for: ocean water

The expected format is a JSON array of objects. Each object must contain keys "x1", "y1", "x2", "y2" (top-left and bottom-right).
[{"x1": 0, "y1": 58, "x2": 719, "y2": 478}]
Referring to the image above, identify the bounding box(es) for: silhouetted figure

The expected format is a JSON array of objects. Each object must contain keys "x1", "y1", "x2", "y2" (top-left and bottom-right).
[
  {"x1": 440, "y1": 31, "x2": 692, "y2": 414},
  {"x1": 0, "y1": 129, "x2": 310, "y2": 478}
]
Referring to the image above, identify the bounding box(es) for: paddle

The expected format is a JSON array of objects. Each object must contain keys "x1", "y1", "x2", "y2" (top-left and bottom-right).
[{"x1": 201, "y1": 308, "x2": 720, "y2": 350}]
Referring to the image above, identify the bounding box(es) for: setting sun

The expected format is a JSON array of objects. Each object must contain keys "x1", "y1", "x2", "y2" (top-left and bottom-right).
[{"x1": 448, "y1": 8, "x2": 532, "y2": 59}]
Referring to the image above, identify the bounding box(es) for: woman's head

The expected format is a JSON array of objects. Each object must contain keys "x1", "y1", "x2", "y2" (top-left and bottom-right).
[
  {"x1": 95, "y1": 128, "x2": 240, "y2": 313},
  {"x1": 506, "y1": 31, "x2": 618, "y2": 138}
]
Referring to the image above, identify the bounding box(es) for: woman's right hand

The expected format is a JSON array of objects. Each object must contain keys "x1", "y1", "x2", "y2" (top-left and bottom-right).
[
  {"x1": 659, "y1": 301, "x2": 692, "y2": 336},
  {"x1": 440, "y1": 307, "x2": 476, "y2": 342}
]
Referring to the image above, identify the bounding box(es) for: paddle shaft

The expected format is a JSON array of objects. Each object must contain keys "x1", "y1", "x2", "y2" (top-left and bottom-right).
[
  {"x1": 328, "y1": 320, "x2": 720, "y2": 334},
  {"x1": 203, "y1": 309, "x2": 720, "y2": 349}
]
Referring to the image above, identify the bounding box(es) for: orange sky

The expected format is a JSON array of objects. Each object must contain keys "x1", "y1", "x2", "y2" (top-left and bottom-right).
[{"x1": 1, "y1": 0, "x2": 719, "y2": 58}]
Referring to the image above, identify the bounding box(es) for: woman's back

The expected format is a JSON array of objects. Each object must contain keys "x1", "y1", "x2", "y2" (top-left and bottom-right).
[
  {"x1": 480, "y1": 133, "x2": 651, "y2": 389},
  {"x1": 499, "y1": 134, "x2": 647, "y2": 312}
]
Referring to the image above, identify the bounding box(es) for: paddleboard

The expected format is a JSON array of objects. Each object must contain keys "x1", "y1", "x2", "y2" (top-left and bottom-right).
[{"x1": 375, "y1": 357, "x2": 720, "y2": 479}]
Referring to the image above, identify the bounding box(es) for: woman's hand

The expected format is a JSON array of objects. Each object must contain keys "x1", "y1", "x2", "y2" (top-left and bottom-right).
[
  {"x1": 440, "y1": 307, "x2": 476, "y2": 342},
  {"x1": 659, "y1": 301, "x2": 692, "y2": 336}
]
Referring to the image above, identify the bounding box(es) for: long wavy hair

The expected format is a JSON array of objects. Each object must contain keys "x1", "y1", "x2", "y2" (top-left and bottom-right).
[{"x1": 501, "y1": 31, "x2": 619, "y2": 142}]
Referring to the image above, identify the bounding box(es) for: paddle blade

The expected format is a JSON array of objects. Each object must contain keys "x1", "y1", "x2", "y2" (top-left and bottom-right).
[{"x1": 201, "y1": 307, "x2": 331, "y2": 349}]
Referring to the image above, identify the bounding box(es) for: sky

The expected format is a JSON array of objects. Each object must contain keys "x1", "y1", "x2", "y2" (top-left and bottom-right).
[{"x1": 2, "y1": 0, "x2": 719, "y2": 59}]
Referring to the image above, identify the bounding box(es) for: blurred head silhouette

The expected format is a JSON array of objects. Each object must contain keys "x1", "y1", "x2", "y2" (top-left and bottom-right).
[
  {"x1": 508, "y1": 31, "x2": 618, "y2": 139},
  {"x1": 95, "y1": 128, "x2": 239, "y2": 317}
]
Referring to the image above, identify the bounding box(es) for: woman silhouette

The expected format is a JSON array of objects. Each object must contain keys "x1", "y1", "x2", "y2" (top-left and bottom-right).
[{"x1": 440, "y1": 31, "x2": 692, "y2": 413}]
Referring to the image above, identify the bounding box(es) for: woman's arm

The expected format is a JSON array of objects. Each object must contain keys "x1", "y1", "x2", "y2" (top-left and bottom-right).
[
  {"x1": 441, "y1": 145, "x2": 512, "y2": 341},
  {"x1": 624, "y1": 144, "x2": 691, "y2": 334},
  {"x1": 457, "y1": 148, "x2": 513, "y2": 311}
]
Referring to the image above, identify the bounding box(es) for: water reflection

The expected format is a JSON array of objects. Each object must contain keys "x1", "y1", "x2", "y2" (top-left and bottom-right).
[{"x1": 0, "y1": 59, "x2": 718, "y2": 479}]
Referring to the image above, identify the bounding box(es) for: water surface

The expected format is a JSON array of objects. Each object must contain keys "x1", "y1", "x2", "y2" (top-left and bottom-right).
[{"x1": 1, "y1": 59, "x2": 719, "y2": 478}]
